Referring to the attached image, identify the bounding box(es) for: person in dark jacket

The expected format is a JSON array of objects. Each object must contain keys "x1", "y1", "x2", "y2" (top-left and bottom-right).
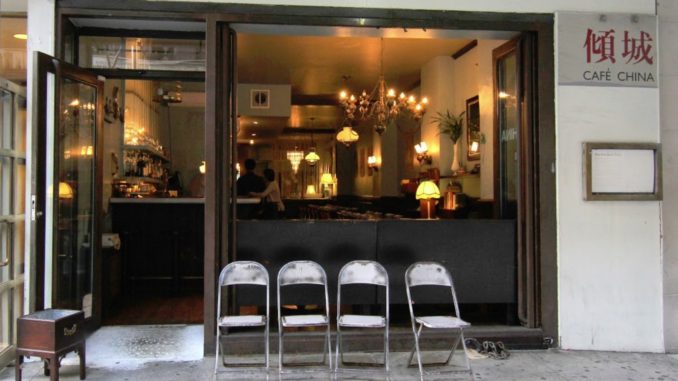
[{"x1": 236, "y1": 158, "x2": 265, "y2": 196}]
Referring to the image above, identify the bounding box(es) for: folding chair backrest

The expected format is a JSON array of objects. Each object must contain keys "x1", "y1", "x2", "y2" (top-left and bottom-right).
[
  {"x1": 405, "y1": 261, "x2": 461, "y2": 318},
  {"x1": 219, "y1": 261, "x2": 269, "y2": 287},
  {"x1": 278, "y1": 260, "x2": 327, "y2": 286},
  {"x1": 338, "y1": 260, "x2": 388, "y2": 287},
  {"x1": 405, "y1": 262, "x2": 453, "y2": 287}
]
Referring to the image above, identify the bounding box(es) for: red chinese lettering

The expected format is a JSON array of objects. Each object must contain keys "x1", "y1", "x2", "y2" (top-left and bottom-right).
[
  {"x1": 622, "y1": 30, "x2": 654, "y2": 64},
  {"x1": 583, "y1": 28, "x2": 616, "y2": 63}
]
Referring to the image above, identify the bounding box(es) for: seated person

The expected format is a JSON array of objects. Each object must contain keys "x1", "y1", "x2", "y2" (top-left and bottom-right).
[{"x1": 250, "y1": 168, "x2": 285, "y2": 219}]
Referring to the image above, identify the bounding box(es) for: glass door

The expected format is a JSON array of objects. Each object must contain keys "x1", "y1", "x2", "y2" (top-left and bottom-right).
[
  {"x1": 493, "y1": 35, "x2": 539, "y2": 328},
  {"x1": 0, "y1": 79, "x2": 26, "y2": 367},
  {"x1": 33, "y1": 53, "x2": 104, "y2": 329}
]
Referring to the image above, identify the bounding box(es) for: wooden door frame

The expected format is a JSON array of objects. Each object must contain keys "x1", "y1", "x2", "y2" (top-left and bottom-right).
[{"x1": 55, "y1": 1, "x2": 557, "y2": 352}]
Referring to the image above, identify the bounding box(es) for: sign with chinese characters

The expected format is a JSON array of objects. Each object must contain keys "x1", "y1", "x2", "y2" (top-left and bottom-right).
[{"x1": 558, "y1": 12, "x2": 657, "y2": 88}]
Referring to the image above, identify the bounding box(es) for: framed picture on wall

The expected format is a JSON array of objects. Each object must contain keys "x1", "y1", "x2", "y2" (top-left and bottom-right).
[{"x1": 466, "y1": 95, "x2": 480, "y2": 161}]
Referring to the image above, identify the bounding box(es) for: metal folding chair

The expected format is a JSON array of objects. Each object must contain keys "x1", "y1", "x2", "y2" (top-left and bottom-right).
[
  {"x1": 335, "y1": 260, "x2": 389, "y2": 373},
  {"x1": 405, "y1": 261, "x2": 472, "y2": 380},
  {"x1": 214, "y1": 261, "x2": 269, "y2": 374},
  {"x1": 277, "y1": 260, "x2": 332, "y2": 372}
]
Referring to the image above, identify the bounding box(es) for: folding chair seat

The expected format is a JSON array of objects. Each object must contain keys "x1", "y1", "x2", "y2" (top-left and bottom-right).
[
  {"x1": 335, "y1": 260, "x2": 389, "y2": 373},
  {"x1": 277, "y1": 260, "x2": 332, "y2": 372},
  {"x1": 405, "y1": 261, "x2": 472, "y2": 380},
  {"x1": 214, "y1": 261, "x2": 269, "y2": 374}
]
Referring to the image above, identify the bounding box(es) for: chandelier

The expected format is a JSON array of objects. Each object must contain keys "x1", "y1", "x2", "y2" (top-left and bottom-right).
[
  {"x1": 287, "y1": 148, "x2": 304, "y2": 173},
  {"x1": 339, "y1": 38, "x2": 428, "y2": 135}
]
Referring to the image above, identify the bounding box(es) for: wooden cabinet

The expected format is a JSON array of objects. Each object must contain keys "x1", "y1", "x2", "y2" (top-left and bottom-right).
[{"x1": 16, "y1": 309, "x2": 86, "y2": 381}]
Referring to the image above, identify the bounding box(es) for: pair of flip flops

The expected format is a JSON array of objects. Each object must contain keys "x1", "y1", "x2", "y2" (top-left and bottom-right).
[{"x1": 465, "y1": 338, "x2": 510, "y2": 360}]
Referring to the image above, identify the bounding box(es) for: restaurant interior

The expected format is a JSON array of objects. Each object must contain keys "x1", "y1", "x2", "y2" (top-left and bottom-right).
[{"x1": 71, "y1": 21, "x2": 521, "y2": 328}]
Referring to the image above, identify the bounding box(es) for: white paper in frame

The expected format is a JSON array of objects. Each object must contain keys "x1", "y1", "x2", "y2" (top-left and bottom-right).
[{"x1": 583, "y1": 142, "x2": 662, "y2": 201}]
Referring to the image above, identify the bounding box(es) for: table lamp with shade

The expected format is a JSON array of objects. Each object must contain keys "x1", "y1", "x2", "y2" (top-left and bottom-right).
[
  {"x1": 320, "y1": 172, "x2": 334, "y2": 198},
  {"x1": 415, "y1": 180, "x2": 441, "y2": 219}
]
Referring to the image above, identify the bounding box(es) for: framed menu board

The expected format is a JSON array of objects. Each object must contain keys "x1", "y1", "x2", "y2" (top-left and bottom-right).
[{"x1": 583, "y1": 143, "x2": 662, "y2": 201}]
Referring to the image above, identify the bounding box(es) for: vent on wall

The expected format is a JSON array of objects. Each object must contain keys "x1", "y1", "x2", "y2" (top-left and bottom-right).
[{"x1": 238, "y1": 84, "x2": 291, "y2": 117}]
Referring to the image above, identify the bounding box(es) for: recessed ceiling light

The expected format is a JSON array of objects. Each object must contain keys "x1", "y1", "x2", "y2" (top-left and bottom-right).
[
  {"x1": 253, "y1": 121, "x2": 259, "y2": 125},
  {"x1": 13, "y1": 34, "x2": 28, "y2": 40},
  {"x1": 249, "y1": 139, "x2": 254, "y2": 145},
  {"x1": 251, "y1": 133, "x2": 257, "y2": 137}
]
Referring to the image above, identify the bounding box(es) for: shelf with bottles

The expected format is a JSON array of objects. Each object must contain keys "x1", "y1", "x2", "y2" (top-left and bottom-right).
[
  {"x1": 122, "y1": 150, "x2": 167, "y2": 184},
  {"x1": 122, "y1": 144, "x2": 169, "y2": 162}
]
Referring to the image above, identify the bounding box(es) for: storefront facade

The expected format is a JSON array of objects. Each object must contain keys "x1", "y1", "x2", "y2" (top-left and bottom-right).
[{"x1": 16, "y1": 0, "x2": 672, "y2": 359}]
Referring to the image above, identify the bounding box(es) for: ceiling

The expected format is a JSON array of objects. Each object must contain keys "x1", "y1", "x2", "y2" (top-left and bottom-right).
[
  {"x1": 236, "y1": 33, "x2": 476, "y2": 142},
  {"x1": 64, "y1": 18, "x2": 516, "y2": 144}
]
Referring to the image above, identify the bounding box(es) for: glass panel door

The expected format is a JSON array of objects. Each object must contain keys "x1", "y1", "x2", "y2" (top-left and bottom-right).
[
  {"x1": 0, "y1": 79, "x2": 27, "y2": 368},
  {"x1": 496, "y1": 50, "x2": 520, "y2": 219},
  {"x1": 33, "y1": 53, "x2": 104, "y2": 329},
  {"x1": 54, "y1": 79, "x2": 97, "y2": 314}
]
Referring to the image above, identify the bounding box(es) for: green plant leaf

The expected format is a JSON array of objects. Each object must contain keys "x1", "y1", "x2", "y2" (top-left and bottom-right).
[{"x1": 431, "y1": 109, "x2": 465, "y2": 143}]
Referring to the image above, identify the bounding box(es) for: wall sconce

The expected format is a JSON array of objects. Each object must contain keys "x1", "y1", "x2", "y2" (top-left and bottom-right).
[
  {"x1": 199, "y1": 161, "x2": 206, "y2": 174},
  {"x1": 414, "y1": 142, "x2": 432, "y2": 165},
  {"x1": 367, "y1": 155, "x2": 379, "y2": 172}
]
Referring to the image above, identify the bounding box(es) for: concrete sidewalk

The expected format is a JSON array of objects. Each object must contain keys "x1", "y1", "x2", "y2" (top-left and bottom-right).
[{"x1": 1, "y1": 325, "x2": 677, "y2": 380}]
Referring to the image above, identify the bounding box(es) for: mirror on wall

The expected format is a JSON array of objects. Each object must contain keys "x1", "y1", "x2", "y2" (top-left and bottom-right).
[{"x1": 466, "y1": 95, "x2": 480, "y2": 161}]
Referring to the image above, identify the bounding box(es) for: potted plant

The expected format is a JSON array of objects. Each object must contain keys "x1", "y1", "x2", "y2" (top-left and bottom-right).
[{"x1": 431, "y1": 110, "x2": 465, "y2": 172}]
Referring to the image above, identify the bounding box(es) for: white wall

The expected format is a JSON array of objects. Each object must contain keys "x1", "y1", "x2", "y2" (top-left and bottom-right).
[
  {"x1": 555, "y1": 12, "x2": 663, "y2": 351},
  {"x1": 658, "y1": 0, "x2": 678, "y2": 353},
  {"x1": 25, "y1": 0, "x2": 56, "y2": 312}
]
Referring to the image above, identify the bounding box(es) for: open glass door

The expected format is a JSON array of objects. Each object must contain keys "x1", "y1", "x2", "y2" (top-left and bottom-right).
[
  {"x1": 0, "y1": 79, "x2": 26, "y2": 368},
  {"x1": 33, "y1": 52, "x2": 104, "y2": 329},
  {"x1": 493, "y1": 35, "x2": 539, "y2": 328}
]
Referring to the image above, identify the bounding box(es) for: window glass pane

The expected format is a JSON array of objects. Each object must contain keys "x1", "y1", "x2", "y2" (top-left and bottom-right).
[
  {"x1": 0, "y1": 17, "x2": 27, "y2": 83},
  {"x1": 497, "y1": 51, "x2": 519, "y2": 218},
  {"x1": 55, "y1": 79, "x2": 96, "y2": 310},
  {"x1": 79, "y1": 36, "x2": 205, "y2": 72},
  {"x1": 0, "y1": 89, "x2": 10, "y2": 150}
]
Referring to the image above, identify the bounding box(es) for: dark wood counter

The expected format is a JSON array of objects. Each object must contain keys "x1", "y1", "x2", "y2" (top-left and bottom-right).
[{"x1": 110, "y1": 199, "x2": 204, "y2": 295}]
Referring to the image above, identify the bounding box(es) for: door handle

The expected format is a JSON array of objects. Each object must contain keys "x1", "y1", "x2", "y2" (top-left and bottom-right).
[{"x1": 0, "y1": 221, "x2": 9, "y2": 267}]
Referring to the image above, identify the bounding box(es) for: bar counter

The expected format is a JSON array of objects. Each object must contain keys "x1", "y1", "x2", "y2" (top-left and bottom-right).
[{"x1": 110, "y1": 198, "x2": 204, "y2": 295}]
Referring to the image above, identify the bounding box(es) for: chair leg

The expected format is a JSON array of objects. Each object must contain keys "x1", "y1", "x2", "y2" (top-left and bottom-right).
[
  {"x1": 384, "y1": 325, "x2": 390, "y2": 373},
  {"x1": 278, "y1": 328, "x2": 283, "y2": 373},
  {"x1": 326, "y1": 322, "x2": 333, "y2": 371},
  {"x1": 409, "y1": 323, "x2": 424, "y2": 381},
  {"x1": 214, "y1": 328, "x2": 220, "y2": 374},
  {"x1": 334, "y1": 324, "x2": 341, "y2": 371},
  {"x1": 459, "y1": 330, "x2": 472, "y2": 375},
  {"x1": 443, "y1": 331, "x2": 462, "y2": 366},
  {"x1": 264, "y1": 323, "x2": 270, "y2": 370}
]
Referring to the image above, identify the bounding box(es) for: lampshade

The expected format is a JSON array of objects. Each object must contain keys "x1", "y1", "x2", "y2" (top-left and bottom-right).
[
  {"x1": 320, "y1": 173, "x2": 334, "y2": 184},
  {"x1": 415, "y1": 141, "x2": 428, "y2": 154},
  {"x1": 306, "y1": 185, "x2": 317, "y2": 195},
  {"x1": 415, "y1": 180, "x2": 441, "y2": 200},
  {"x1": 305, "y1": 149, "x2": 320, "y2": 165},
  {"x1": 58, "y1": 182, "x2": 74, "y2": 199},
  {"x1": 336, "y1": 126, "x2": 359, "y2": 147}
]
